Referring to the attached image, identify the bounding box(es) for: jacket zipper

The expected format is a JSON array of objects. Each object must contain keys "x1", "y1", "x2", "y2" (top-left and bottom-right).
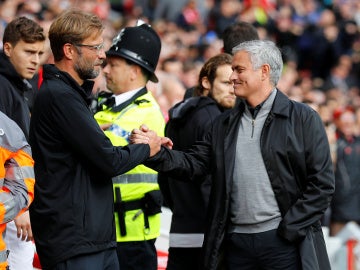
[{"x1": 251, "y1": 118, "x2": 255, "y2": 138}]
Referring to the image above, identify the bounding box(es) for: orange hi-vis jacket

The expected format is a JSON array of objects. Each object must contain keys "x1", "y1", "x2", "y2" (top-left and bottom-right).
[{"x1": 0, "y1": 112, "x2": 35, "y2": 270}]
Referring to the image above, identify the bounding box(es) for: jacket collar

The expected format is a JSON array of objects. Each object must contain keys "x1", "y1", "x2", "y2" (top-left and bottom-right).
[
  {"x1": 43, "y1": 64, "x2": 95, "y2": 105},
  {"x1": 0, "y1": 52, "x2": 31, "y2": 93},
  {"x1": 169, "y1": 96, "x2": 217, "y2": 120},
  {"x1": 270, "y1": 90, "x2": 290, "y2": 118},
  {"x1": 226, "y1": 89, "x2": 290, "y2": 125}
]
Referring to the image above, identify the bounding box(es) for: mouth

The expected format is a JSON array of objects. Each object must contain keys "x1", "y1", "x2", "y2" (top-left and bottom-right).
[{"x1": 94, "y1": 61, "x2": 103, "y2": 67}]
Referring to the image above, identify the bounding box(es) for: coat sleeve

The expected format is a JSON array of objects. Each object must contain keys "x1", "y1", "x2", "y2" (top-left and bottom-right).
[
  {"x1": 50, "y1": 89, "x2": 150, "y2": 177},
  {"x1": 145, "y1": 136, "x2": 212, "y2": 182}
]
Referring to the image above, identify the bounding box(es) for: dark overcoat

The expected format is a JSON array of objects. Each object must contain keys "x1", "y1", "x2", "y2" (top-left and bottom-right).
[{"x1": 147, "y1": 90, "x2": 335, "y2": 270}]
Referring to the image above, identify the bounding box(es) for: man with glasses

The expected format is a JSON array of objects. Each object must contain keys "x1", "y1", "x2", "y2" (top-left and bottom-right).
[{"x1": 29, "y1": 9, "x2": 162, "y2": 270}]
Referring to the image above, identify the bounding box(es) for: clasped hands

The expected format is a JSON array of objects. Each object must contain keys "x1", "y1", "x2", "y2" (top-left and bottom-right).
[{"x1": 130, "y1": 124, "x2": 173, "y2": 157}]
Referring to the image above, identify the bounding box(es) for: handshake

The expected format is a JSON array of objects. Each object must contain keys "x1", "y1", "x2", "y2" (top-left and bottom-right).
[{"x1": 129, "y1": 124, "x2": 173, "y2": 157}]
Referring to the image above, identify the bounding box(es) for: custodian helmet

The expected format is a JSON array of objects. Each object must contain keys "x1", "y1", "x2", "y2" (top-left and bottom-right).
[{"x1": 106, "y1": 23, "x2": 161, "y2": 82}]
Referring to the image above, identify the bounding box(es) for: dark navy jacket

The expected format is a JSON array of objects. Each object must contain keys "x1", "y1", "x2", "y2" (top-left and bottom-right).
[
  {"x1": 29, "y1": 64, "x2": 150, "y2": 268},
  {"x1": 0, "y1": 52, "x2": 34, "y2": 138}
]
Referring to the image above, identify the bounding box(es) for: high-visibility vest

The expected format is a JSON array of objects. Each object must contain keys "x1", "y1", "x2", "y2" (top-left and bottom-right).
[
  {"x1": 0, "y1": 112, "x2": 35, "y2": 269},
  {"x1": 94, "y1": 90, "x2": 165, "y2": 242}
]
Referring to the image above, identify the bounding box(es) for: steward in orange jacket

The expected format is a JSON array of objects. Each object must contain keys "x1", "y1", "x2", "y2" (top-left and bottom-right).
[{"x1": 0, "y1": 112, "x2": 35, "y2": 270}]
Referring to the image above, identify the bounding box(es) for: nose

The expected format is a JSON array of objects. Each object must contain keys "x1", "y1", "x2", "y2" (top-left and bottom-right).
[
  {"x1": 98, "y1": 48, "x2": 106, "y2": 59},
  {"x1": 229, "y1": 82, "x2": 235, "y2": 93},
  {"x1": 229, "y1": 70, "x2": 236, "y2": 81},
  {"x1": 102, "y1": 63, "x2": 109, "y2": 74},
  {"x1": 32, "y1": 54, "x2": 41, "y2": 65}
]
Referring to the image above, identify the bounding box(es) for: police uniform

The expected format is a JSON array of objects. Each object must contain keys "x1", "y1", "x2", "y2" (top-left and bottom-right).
[{"x1": 94, "y1": 23, "x2": 165, "y2": 270}]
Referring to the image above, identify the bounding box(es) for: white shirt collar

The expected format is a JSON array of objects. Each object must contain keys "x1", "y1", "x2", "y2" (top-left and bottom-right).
[{"x1": 114, "y1": 87, "x2": 143, "y2": 106}]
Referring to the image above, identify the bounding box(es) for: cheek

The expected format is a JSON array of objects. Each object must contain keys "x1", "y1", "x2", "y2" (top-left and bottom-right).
[
  {"x1": 11, "y1": 56, "x2": 27, "y2": 73},
  {"x1": 111, "y1": 69, "x2": 123, "y2": 83}
]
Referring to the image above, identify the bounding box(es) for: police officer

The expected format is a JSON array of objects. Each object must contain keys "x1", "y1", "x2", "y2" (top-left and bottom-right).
[{"x1": 94, "y1": 22, "x2": 165, "y2": 270}]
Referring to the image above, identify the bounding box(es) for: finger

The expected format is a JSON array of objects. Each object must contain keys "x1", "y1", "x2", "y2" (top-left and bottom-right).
[
  {"x1": 139, "y1": 124, "x2": 149, "y2": 132},
  {"x1": 161, "y1": 137, "x2": 173, "y2": 149},
  {"x1": 129, "y1": 132, "x2": 149, "y2": 141},
  {"x1": 26, "y1": 236, "x2": 33, "y2": 242},
  {"x1": 26, "y1": 227, "x2": 33, "y2": 242},
  {"x1": 131, "y1": 139, "x2": 150, "y2": 144},
  {"x1": 26, "y1": 231, "x2": 33, "y2": 242},
  {"x1": 131, "y1": 128, "x2": 140, "y2": 134},
  {"x1": 18, "y1": 229, "x2": 26, "y2": 241}
]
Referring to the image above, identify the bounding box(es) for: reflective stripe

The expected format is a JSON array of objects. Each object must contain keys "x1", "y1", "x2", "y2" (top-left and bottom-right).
[
  {"x1": 0, "y1": 250, "x2": 8, "y2": 262},
  {"x1": 169, "y1": 233, "x2": 204, "y2": 248},
  {"x1": 112, "y1": 174, "x2": 158, "y2": 184},
  {"x1": 0, "y1": 192, "x2": 18, "y2": 222},
  {"x1": 5, "y1": 166, "x2": 34, "y2": 180}
]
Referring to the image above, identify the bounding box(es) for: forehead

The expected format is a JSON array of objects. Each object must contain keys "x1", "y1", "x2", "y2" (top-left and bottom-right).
[
  {"x1": 233, "y1": 50, "x2": 250, "y2": 61},
  {"x1": 215, "y1": 64, "x2": 232, "y2": 76},
  {"x1": 13, "y1": 39, "x2": 45, "y2": 50},
  {"x1": 83, "y1": 31, "x2": 104, "y2": 43},
  {"x1": 106, "y1": 56, "x2": 126, "y2": 64},
  {"x1": 232, "y1": 50, "x2": 251, "y2": 67}
]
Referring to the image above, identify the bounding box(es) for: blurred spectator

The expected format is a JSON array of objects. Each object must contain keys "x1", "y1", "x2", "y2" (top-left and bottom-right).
[
  {"x1": 207, "y1": 0, "x2": 242, "y2": 37},
  {"x1": 162, "y1": 57, "x2": 184, "y2": 79},
  {"x1": 221, "y1": 20, "x2": 259, "y2": 54},
  {"x1": 330, "y1": 108, "x2": 360, "y2": 236},
  {"x1": 271, "y1": 5, "x2": 300, "y2": 67},
  {"x1": 176, "y1": 0, "x2": 202, "y2": 32},
  {"x1": 180, "y1": 60, "x2": 203, "y2": 89},
  {"x1": 322, "y1": 54, "x2": 360, "y2": 101},
  {"x1": 153, "y1": 0, "x2": 189, "y2": 23}
]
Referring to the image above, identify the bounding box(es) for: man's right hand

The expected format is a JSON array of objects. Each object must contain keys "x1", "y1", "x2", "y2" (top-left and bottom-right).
[
  {"x1": 138, "y1": 124, "x2": 173, "y2": 149},
  {"x1": 130, "y1": 125, "x2": 161, "y2": 157}
]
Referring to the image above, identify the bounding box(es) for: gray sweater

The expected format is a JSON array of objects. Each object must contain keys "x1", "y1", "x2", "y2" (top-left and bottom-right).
[{"x1": 229, "y1": 89, "x2": 282, "y2": 234}]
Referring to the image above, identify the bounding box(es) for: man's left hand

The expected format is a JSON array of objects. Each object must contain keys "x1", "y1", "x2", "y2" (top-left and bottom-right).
[{"x1": 14, "y1": 211, "x2": 33, "y2": 241}]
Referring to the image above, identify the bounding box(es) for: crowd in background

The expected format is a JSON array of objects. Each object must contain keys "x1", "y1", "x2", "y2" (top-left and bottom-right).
[{"x1": 1, "y1": 0, "x2": 360, "y2": 234}]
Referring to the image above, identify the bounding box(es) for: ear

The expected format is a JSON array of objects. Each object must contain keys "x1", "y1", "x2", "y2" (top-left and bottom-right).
[
  {"x1": 201, "y1": 77, "x2": 211, "y2": 96},
  {"x1": 132, "y1": 65, "x2": 146, "y2": 82},
  {"x1": 261, "y1": 64, "x2": 270, "y2": 81},
  {"x1": 63, "y1": 43, "x2": 76, "y2": 60},
  {"x1": 201, "y1": 76, "x2": 211, "y2": 90},
  {"x1": 3, "y1": 42, "x2": 12, "y2": 57}
]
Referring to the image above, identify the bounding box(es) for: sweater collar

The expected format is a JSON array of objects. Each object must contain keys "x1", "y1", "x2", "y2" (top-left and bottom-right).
[{"x1": 227, "y1": 89, "x2": 290, "y2": 125}]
